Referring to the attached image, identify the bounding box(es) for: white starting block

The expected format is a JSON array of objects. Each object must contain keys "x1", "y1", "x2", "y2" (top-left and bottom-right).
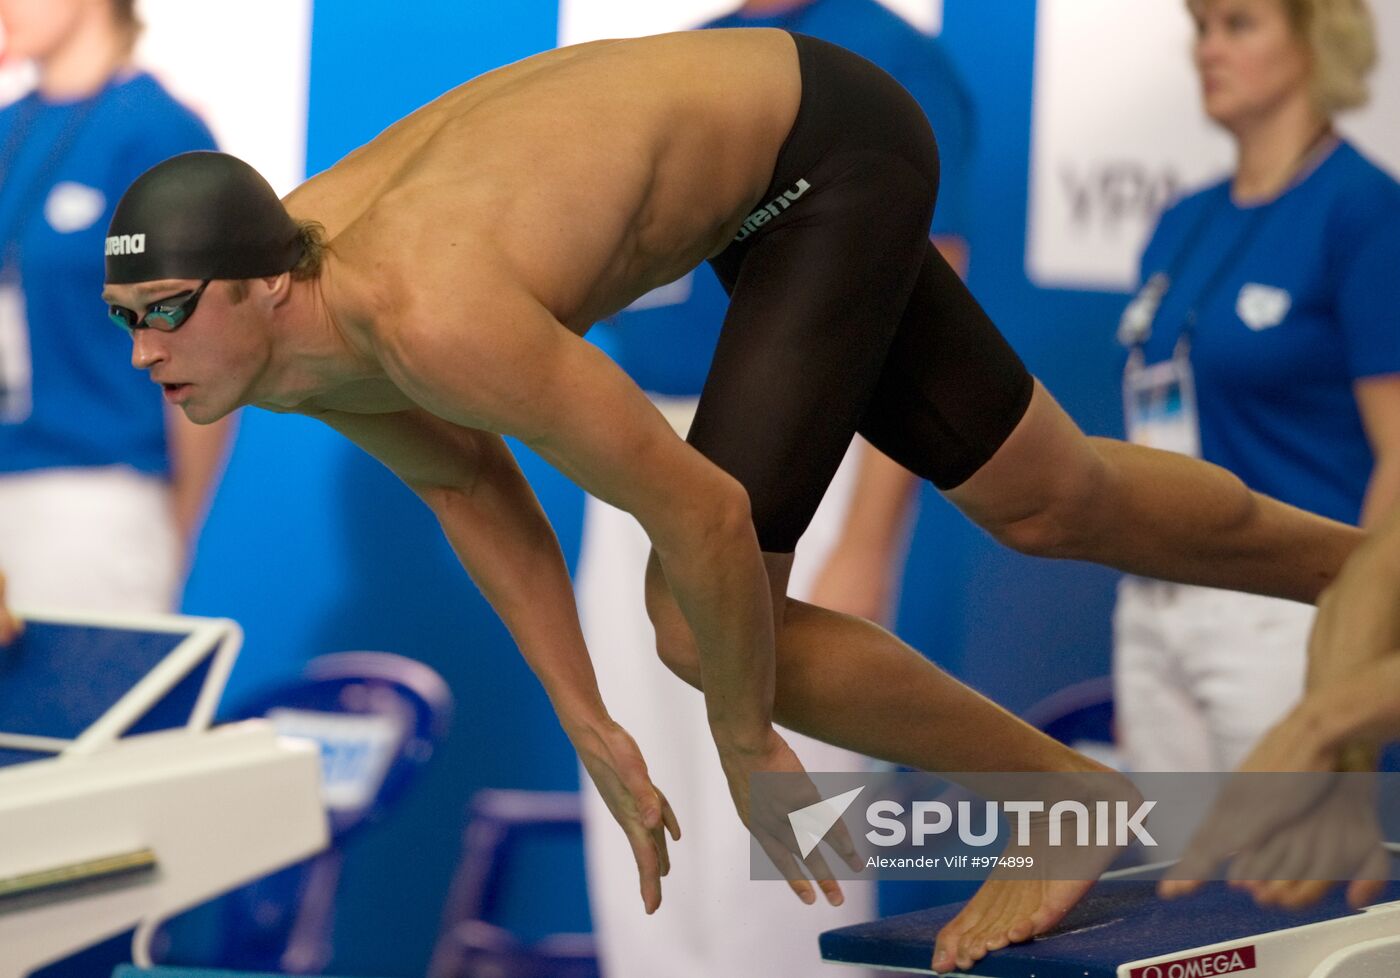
[{"x1": 0, "y1": 609, "x2": 328, "y2": 978}]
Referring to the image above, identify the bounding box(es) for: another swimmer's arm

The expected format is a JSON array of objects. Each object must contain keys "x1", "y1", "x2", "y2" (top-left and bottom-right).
[
  {"x1": 312, "y1": 408, "x2": 607, "y2": 725},
  {"x1": 1355, "y1": 377, "x2": 1400, "y2": 530},
  {"x1": 381, "y1": 287, "x2": 778, "y2": 749},
  {"x1": 1299, "y1": 498, "x2": 1400, "y2": 770},
  {"x1": 1288, "y1": 653, "x2": 1400, "y2": 767}
]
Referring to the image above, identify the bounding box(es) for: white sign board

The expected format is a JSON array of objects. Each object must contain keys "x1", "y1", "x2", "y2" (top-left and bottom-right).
[
  {"x1": 1029, "y1": 0, "x2": 1400, "y2": 292},
  {"x1": 136, "y1": 0, "x2": 313, "y2": 194}
]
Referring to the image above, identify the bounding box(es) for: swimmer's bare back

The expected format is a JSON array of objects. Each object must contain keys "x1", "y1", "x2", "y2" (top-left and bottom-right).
[{"x1": 286, "y1": 29, "x2": 800, "y2": 345}]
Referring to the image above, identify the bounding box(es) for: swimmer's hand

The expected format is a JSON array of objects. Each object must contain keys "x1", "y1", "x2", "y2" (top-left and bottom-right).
[
  {"x1": 0, "y1": 572, "x2": 21, "y2": 646},
  {"x1": 570, "y1": 716, "x2": 680, "y2": 914},
  {"x1": 716, "y1": 727, "x2": 862, "y2": 907}
]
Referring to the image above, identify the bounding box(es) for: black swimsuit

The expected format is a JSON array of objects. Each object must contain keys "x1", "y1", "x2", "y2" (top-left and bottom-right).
[{"x1": 692, "y1": 32, "x2": 1033, "y2": 553}]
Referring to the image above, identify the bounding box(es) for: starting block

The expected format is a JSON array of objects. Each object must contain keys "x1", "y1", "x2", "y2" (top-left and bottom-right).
[
  {"x1": 821, "y1": 879, "x2": 1400, "y2": 977},
  {"x1": 0, "y1": 609, "x2": 329, "y2": 978}
]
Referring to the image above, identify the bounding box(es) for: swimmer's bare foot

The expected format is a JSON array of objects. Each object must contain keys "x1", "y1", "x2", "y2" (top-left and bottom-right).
[
  {"x1": 931, "y1": 765, "x2": 1140, "y2": 974},
  {"x1": 933, "y1": 875, "x2": 1097, "y2": 973}
]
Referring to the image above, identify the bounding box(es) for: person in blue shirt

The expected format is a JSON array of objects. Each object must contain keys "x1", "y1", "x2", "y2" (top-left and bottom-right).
[
  {"x1": 1113, "y1": 0, "x2": 1400, "y2": 777},
  {"x1": 575, "y1": 5, "x2": 973, "y2": 977},
  {"x1": 0, "y1": 0, "x2": 232, "y2": 614}
]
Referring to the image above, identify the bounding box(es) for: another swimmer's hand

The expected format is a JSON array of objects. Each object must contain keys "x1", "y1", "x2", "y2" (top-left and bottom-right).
[
  {"x1": 570, "y1": 716, "x2": 680, "y2": 914},
  {"x1": 0, "y1": 572, "x2": 22, "y2": 646},
  {"x1": 1159, "y1": 700, "x2": 1368, "y2": 905},
  {"x1": 1223, "y1": 777, "x2": 1388, "y2": 911},
  {"x1": 1233, "y1": 698, "x2": 1343, "y2": 776},
  {"x1": 715, "y1": 728, "x2": 862, "y2": 907}
]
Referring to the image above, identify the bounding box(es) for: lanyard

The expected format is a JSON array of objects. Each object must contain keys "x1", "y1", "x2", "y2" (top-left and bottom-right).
[
  {"x1": 1177, "y1": 203, "x2": 1271, "y2": 344},
  {"x1": 0, "y1": 85, "x2": 108, "y2": 270},
  {"x1": 1120, "y1": 127, "x2": 1336, "y2": 352},
  {"x1": 1119, "y1": 194, "x2": 1269, "y2": 354}
]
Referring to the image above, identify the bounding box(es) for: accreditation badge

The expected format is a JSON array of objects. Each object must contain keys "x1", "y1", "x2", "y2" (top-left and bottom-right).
[
  {"x1": 1122, "y1": 344, "x2": 1200, "y2": 458},
  {"x1": 0, "y1": 270, "x2": 33, "y2": 424}
]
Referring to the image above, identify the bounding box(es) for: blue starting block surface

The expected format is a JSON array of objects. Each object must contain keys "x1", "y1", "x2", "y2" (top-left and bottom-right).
[
  {"x1": 0, "y1": 612, "x2": 239, "y2": 771},
  {"x1": 0, "y1": 622, "x2": 209, "y2": 768},
  {"x1": 820, "y1": 880, "x2": 1400, "y2": 976}
]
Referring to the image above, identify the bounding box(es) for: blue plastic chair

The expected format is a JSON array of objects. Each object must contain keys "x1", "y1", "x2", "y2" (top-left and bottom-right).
[
  {"x1": 203, "y1": 652, "x2": 453, "y2": 974},
  {"x1": 428, "y1": 789, "x2": 598, "y2": 978}
]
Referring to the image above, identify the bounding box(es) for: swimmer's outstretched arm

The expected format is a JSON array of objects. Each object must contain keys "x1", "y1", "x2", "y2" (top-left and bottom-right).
[
  {"x1": 380, "y1": 284, "x2": 779, "y2": 750},
  {"x1": 378, "y1": 282, "x2": 817, "y2": 873},
  {"x1": 312, "y1": 406, "x2": 680, "y2": 912}
]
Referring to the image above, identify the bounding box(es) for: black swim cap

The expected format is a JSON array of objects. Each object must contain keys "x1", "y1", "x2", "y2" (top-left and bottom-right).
[{"x1": 104, "y1": 151, "x2": 304, "y2": 285}]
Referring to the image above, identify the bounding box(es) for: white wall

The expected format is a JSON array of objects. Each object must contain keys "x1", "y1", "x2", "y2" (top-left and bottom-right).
[
  {"x1": 134, "y1": 0, "x2": 313, "y2": 195},
  {"x1": 1029, "y1": 0, "x2": 1400, "y2": 292},
  {"x1": 0, "y1": 3, "x2": 311, "y2": 195}
]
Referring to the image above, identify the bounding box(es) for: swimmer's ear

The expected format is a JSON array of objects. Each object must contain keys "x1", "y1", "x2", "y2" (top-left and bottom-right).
[{"x1": 267, "y1": 271, "x2": 294, "y2": 301}]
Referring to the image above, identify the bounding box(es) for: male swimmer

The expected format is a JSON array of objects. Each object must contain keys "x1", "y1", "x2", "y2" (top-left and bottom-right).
[{"x1": 100, "y1": 31, "x2": 1362, "y2": 971}]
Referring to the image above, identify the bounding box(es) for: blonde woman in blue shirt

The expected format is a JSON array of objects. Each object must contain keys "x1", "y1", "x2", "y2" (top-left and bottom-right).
[{"x1": 1114, "y1": 0, "x2": 1400, "y2": 775}]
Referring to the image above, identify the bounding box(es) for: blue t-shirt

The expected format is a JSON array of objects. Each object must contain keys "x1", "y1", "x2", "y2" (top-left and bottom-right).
[
  {"x1": 1127, "y1": 141, "x2": 1400, "y2": 525},
  {"x1": 598, "y1": 0, "x2": 974, "y2": 396},
  {"x1": 0, "y1": 71, "x2": 217, "y2": 476}
]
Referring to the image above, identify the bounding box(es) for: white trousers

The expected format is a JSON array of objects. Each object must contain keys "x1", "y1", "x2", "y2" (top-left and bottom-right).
[
  {"x1": 1112, "y1": 577, "x2": 1314, "y2": 773},
  {"x1": 0, "y1": 466, "x2": 180, "y2": 613},
  {"x1": 577, "y1": 396, "x2": 875, "y2": 978}
]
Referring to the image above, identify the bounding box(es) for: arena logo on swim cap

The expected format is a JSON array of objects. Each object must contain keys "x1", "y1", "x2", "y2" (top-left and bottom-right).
[
  {"x1": 1129, "y1": 946, "x2": 1257, "y2": 978},
  {"x1": 105, "y1": 233, "x2": 146, "y2": 256}
]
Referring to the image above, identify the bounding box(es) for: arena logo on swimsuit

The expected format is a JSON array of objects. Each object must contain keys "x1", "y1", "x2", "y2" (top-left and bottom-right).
[
  {"x1": 733, "y1": 179, "x2": 811, "y2": 242},
  {"x1": 105, "y1": 234, "x2": 146, "y2": 256}
]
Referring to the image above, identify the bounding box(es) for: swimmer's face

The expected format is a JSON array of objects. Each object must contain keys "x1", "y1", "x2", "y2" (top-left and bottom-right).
[
  {"x1": 0, "y1": 0, "x2": 84, "y2": 65},
  {"x1": 105, "y1": 278, "x2": 271, "y2": 425},
  {"x1": 1190, "y1": 0, "x2": 1314, "y2": 131}
]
